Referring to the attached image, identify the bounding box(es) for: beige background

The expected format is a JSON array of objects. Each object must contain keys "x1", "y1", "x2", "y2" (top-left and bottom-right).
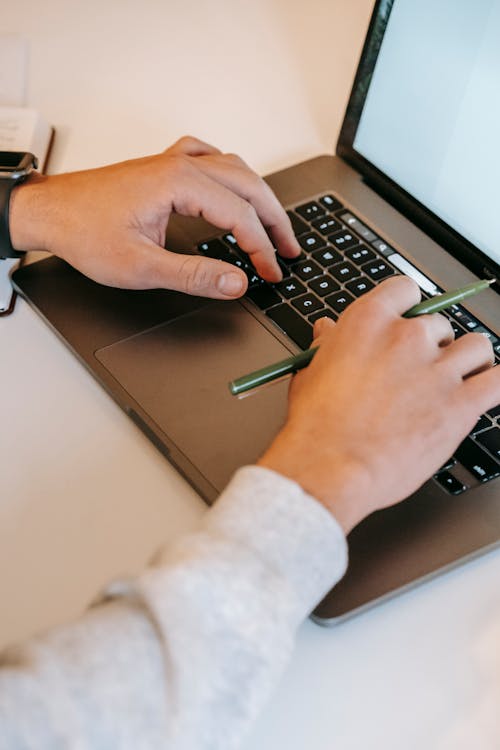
[{"x1": 1, "y1": 2, "x2": 500, "y2": 748}]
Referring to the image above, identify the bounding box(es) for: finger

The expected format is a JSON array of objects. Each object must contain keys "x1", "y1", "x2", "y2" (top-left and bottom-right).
[
  {"x1": 461, "y1": 363, "x2": 500, "y2": 416},
  {"x1": 441, "y1": 331, "x2": 495, "y2": 377},
  {"x1": 187, "y1": 153, "x2": 301, "y2": 260},
  {"x1": 364, "y1": 275, "x2": 422, "y2": 316},
  {"x1": 165, "y1": 135, "x2": 222, "y2": 158},
  {"x1": 171, "y1": 161, "x2": 283, "y2": 282},
  {"x1": 125, "y1": 237, "x2": 248, "y2": 298},
  {"x1": 416, "y1": 312, "x2": 455, "y2": 347},
  {"x1": 312, "y1": 316, "x2": 336, "y2": 343}
]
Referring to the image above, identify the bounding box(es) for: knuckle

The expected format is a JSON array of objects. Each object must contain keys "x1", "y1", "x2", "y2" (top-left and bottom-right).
[
  {"x1": 175, "y1": 134, "x2": 199, "y2": 151},
  {"x1": 468, "y1": 330, "x2": 495, "y2": 356},
  {"x1": 381, "y1": 273, "x2": 420, "y2": 300},
  {"x1": 179, "y1": 256, "x2": 213, "y2": 294},
  {"x1": 238, "y1": 199, "x2": 258, "y2": 224},
  {"x1": 257, "y1": 177, "x2": 277, "y2": 204},
  {"x1": 245, "y1": 172, "x2": 269, "y2": 205},
  {"x1": 224, "y1": 152, "x2": 247, "y2": 168},
  {"x1": 390, "y1": 274, "x2": 418, "y2": 293}
]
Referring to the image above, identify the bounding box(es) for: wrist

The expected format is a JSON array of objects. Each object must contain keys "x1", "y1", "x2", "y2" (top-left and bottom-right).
[
  {"x1": 9, "y1": 173, "x2": 52, "y2": 252},
  {"x1": 258, "y1": 429, "x2": 372, "y2": 534}
]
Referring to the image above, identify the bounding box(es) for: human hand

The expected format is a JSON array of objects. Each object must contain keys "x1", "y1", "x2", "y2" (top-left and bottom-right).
[
  {"x1": 259, "y1": 276, "x2": 500, "y2": 533},
  {"x1": 9, "y1": 136, "x2": 300, "y2": 298}
]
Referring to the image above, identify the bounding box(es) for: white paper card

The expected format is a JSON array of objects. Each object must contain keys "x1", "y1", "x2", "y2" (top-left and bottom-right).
[
  {"x1": 0, "y1": 36, "x2": 27, "y2": 107},
  {"x1": 0, "y1": 258, "x2": 21, "y2": 313}
]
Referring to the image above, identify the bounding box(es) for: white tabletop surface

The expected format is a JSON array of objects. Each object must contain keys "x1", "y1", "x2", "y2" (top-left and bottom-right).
[{"x1": 2, "y1": 2, "x2": 500, "y2": 748}]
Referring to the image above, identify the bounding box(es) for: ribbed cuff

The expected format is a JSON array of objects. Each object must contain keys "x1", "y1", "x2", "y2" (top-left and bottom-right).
[{"x1": 204, "y1": 465, "x2": 348, "y2": 624}]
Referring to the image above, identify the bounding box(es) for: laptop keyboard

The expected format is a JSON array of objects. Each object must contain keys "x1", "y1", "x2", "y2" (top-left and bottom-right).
[{"x1": 198, "y1": 193, "x2": 500, "y2": 496}]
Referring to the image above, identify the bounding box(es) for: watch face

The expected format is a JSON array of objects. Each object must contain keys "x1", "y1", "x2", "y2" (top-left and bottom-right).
[
  {"x1": 0, "y1": 151, "x2": 38, "y2": 178},
  {"x1": 0, "y1": 151, "x2": 29, "y2": 169}
]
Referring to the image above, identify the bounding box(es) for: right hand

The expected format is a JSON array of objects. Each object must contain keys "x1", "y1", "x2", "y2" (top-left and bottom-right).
[{"x1": 259, "y1": 276, "x2": 500, "y2": 533}]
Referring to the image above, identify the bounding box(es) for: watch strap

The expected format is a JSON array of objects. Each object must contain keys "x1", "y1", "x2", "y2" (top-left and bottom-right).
[{"x1": 0, "y1": 178, "x2": 23, "y2": 259}]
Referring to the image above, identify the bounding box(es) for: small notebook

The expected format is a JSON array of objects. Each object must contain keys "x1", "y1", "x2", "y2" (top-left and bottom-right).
[{"x1": 0, "y1": 106, "x2": 54, "y2": 171}]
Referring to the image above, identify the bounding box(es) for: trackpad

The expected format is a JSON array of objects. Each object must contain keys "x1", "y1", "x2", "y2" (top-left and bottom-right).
[{"x1": 95, "y1": 302, "x2": 292, "y2": 492}]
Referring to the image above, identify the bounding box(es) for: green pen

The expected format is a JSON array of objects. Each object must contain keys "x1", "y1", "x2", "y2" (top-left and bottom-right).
[{"x1": 229, "y1": 278, "x2": 496, "y2": 396}]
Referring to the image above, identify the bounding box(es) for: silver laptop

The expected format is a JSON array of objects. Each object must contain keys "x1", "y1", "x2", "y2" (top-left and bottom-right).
[{"x1": 13, "y1": 0, "x2": 500, "y2": 624}]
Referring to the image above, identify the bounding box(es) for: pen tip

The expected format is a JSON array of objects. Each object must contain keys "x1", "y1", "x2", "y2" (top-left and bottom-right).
[{"x1": 487, "y1": 278, "x2": 497, "y2": 285}]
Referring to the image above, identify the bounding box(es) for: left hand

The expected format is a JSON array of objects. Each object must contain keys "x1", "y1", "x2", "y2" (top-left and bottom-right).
[{"x1": 9, "y1": 136, "x2": 300, "y2": 298}]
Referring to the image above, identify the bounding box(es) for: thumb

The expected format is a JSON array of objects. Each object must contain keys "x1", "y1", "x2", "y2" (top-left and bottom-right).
[{"x1": 132, "y1": 240, "x2": 249, "y2": 299}]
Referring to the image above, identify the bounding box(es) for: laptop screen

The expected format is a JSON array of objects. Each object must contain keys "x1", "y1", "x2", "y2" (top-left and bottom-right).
[{"x1": 340, "y1": 0, "x2": 500, "y2": 273}]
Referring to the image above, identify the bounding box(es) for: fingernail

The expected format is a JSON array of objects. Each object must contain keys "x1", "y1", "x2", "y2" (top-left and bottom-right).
[{"x1": 217, "y1": 272, "x2": 245, "y2": 296}]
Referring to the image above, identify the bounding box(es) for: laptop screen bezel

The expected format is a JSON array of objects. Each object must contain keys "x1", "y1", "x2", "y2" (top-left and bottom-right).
[{"x1": 336, "y1": 0, "x2": 500, "y2": 289}]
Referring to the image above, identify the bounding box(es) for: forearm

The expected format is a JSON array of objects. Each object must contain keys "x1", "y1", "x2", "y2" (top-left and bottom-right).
[{"x1": 0, "y1": 467, "x2": 347, "y2": 750}]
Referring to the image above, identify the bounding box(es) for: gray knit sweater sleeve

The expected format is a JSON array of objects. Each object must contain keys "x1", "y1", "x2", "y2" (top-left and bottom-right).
[{"x1": 0, "y1": 466, "x2": 348, "y2": 750}]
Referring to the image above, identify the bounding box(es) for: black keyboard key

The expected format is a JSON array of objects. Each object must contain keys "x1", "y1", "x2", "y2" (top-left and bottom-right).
[
  {"x1": 451, "y1": 309, "x2": 479, "y2": 331},
  {"x1": 361, "y1": 259, "x2": 396, "y2": 281},
  {"x1": 309, "y1": 275, "x2": 340, "y2": 297},
  {"x1": 295, "y1": 201, "x2": 325, "y2": 221},
  {"x1": 372, "y1": 239, "x2": 395, "y2": 257},
  {"x1": 246, "y1": 284, "x2": 281, "y2": 310},
  {"x1": 435, "y1": 471, "x2": 467, "y2": 495},
  {"x1": 330, "y1": 261, "x2": 360, "y2": 283},
  {"x1": 471, "y1": 415, "x2": 492, "y2": 434},
  {"x1": 325, "y1": 290, "x2": 355, "y2": 314},
  {"x1": 291, "y1": 293, "x2": 324, "y2": 316},
  {"x1": 488, "y1": 404, "x2": 500, "y2": 420},
  {"x1": 287, "y1": 210, "x2": 310, "y2": 237},
  {"x1": 198, "y1": 238, "x2": 228, "y2": 258},
  {"x1": 275, "y1": 277, "x2": 306, "y2": 299},
  {"x1": 345, "y1": 276, "x2": 375, "y2": 297},
  {"x1": 449, "y1": 319, "x2": 467, "y2": 339},
  {"x1": 294, "y1": 259, "x2": 323, "y2": 282},
  {"x1": 339, "y1": 212, "x2": 378, "y2": 242},
  {"x1": 319, "y1": 194, "x2": 343, "y2": 212},
  {"x1": 267, "y1": 304, "x2": 313, "y2": 349},
  {"x1": 308, "y1": 309, "x2": 338, "y2": 324},
  {"x1": 311, "y1": 216, "x2": 343, "y2": 235},
  {"x1": 247, "y1": 269, "x2": 262, "y2": 286},
  {"x1": 210, "y1": 249, "x2": 236, "y2": 265},
  {"x1": 455, "y1": 437, "x2": 500, "y2": 482},
  {"x1": 227, "y1": 256, "x2": 260, "y2": 285},
  {"x1": 278, "y1": 253, "x2": 306, "y2": 275},
  {"x1": 311, "y1": 246, "x2": 343, "y2": 267},
  {"x1": 298, "y1": 232, "x2": 327, "y2": 253},
  {"x1": 223, "y1": 233, "x2": 242, "y2": 253},
  {"x1": 328, "y1": 230, "x2": 359, "y2": 251},
  {"x1": 476, "y1": 427, "x2": 500, "y2": 461},
  {"x1": 439, "y1": 457, "x2": 456, "y2": 472},
  {"x1": 345, "y1": 244, "x2": 377, "y2": 265},
  {"x1": 228, "y1": 256, "x2": 249, "y2": 273}
]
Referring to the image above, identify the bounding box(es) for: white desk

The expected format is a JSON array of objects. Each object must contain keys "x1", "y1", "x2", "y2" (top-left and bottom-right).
[{"x1": 2, "y1": 3, "x2": 500, "y2": 748}]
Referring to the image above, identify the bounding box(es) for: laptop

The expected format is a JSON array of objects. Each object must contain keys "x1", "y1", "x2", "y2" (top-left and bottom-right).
[{"x1": 12, "y1": 0, "x2": 500, "y2": 624}]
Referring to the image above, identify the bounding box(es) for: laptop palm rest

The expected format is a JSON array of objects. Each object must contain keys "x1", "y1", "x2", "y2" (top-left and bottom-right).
[{"x1": 95, "y1": 301, "x2": 291, "y2": 493}]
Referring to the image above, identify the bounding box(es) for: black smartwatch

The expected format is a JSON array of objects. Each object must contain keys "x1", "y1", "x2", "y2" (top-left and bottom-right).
[{"x1": 0, "y1": 151, "x2": 38, "y2": 259}]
